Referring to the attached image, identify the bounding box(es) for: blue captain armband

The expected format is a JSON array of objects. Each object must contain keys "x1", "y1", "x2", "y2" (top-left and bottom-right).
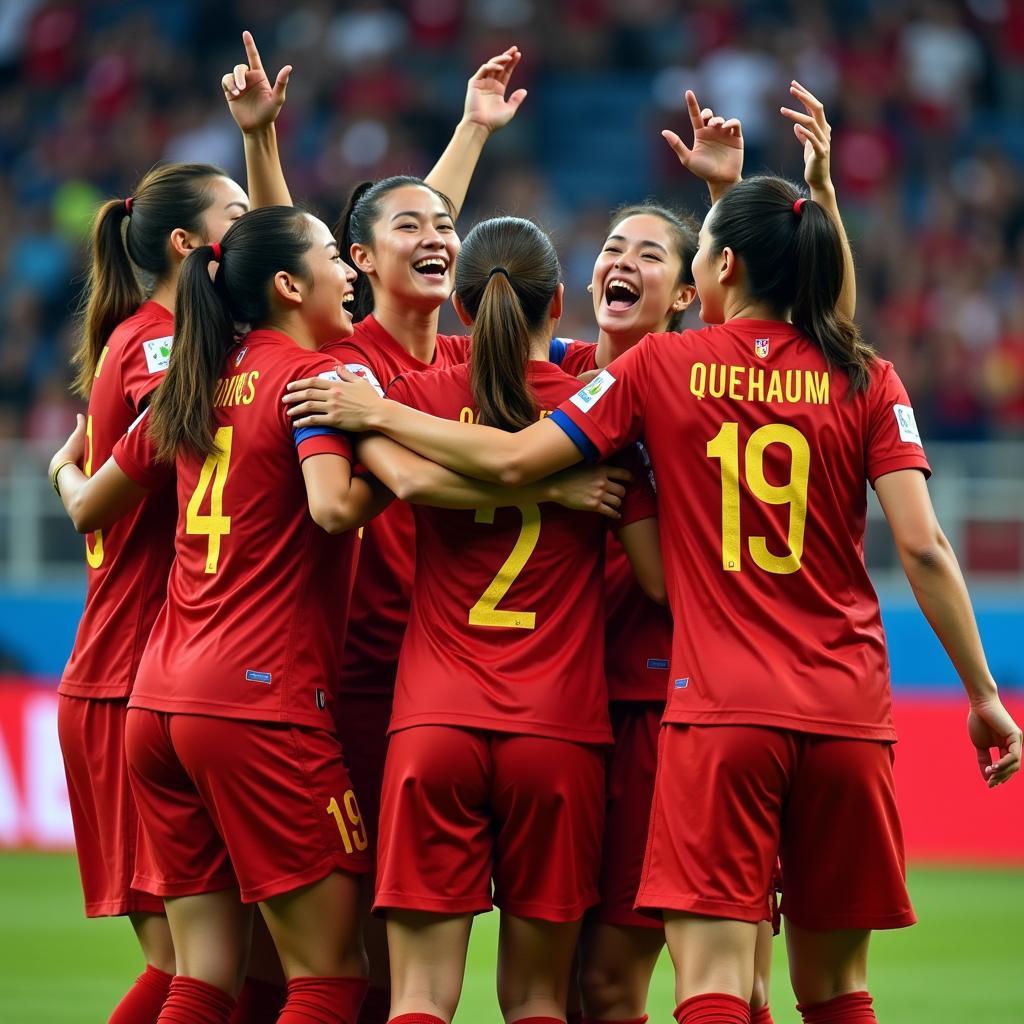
[
  {"x1": 293, "y1": 424, "x2": 344, "y2": 446},
  {"x1": 549, "y1": 409, "x2": 600, "y2": 462},
  {"x1": 549, "y1": 336, "x2": 569, "y2": 366}
]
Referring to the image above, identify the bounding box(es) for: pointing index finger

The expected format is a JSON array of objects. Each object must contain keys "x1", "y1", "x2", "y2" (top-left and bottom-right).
[{"x1": 242, "y1": 30, "x2": 263, "y2": 71}]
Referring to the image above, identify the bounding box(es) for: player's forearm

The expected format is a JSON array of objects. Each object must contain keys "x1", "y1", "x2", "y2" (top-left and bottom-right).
[
  {"x1": 706, "y1": 174, "x2": 742, "y2": 205},
  {"x1": 424, "y1": 120, "x2": 490, "y2": 219},
  {"x1": 243, "y1": 125, "x2": 293, "y2": 208},
  {"x1": 810, "y1": 182, "x2": 856, "y2": 321},
  {"x1": 899, "y1": 532, "x2": 998, "y2": 704}
]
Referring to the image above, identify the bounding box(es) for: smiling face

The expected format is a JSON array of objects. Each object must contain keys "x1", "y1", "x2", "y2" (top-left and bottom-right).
[
  {"x1": 691, "y1": 206, "x2": 727, "y2": 325},
  {"x1": 295, "y1": 214, "x2": 358, "y2": 343},
  {"x1": 591, "y1": 213, "x2": 694, "y2": 340},
  {"x1": 351, "y1": 185, "x2": 461, "y2": 314}
]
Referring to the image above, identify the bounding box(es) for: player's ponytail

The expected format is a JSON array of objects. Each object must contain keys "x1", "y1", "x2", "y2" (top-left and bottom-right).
[
  {"x1": 707, "y1": 175, "x2": 874, "y2": 394},
  {"x1": 149, "y1": 206, "x2": 314, "y2": 462},
  {"x1": 335, "y1": 175, "x2": 455, "y2": 323},
  {"x1": 73, "y1": 162, "x2": 227, "y2": 397},
  {"x1": 456, "y1": 217, "x2": 561, "y2": 432}
]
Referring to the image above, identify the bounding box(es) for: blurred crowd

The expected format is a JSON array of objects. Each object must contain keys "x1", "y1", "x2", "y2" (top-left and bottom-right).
[{"x1": 1, "y1": 0, "x2": 1023, "y2": 443}]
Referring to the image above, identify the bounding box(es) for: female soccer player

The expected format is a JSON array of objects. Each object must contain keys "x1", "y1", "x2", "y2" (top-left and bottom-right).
[
  {"x1": 284, "y1": 176, "x2": 1021, "y2": 1024},
  {"x1": 560, "y1": 83, "x2": 851, "y2": 1024},
  {"x1": 225, "y1": 43, "x2": 529, "y2": 1023},
  {"x1": 361, "y1": 214, "x2": 662, "y2": 1024},
  {"x1": 55, "y1": 30, "x2": 296, "y2": 1019},
  {"x1": 51, "y1": 207, "x2": 626, "y2": 1024}
]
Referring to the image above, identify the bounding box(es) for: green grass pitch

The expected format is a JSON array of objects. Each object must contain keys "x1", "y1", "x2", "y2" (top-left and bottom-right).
[{"x1": 2, "y1": 853, "x2": 1021, "y2": 1022}]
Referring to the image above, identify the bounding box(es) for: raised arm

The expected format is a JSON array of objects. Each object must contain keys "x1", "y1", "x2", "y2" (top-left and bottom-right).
[
  {"x1": 875, "y1": 469, "x2": 1021, "y2": 787},
  {"x1": 49, "y1": 416, "x2": 149, "y2": 533},
  {"x1": 780, "y1": 81, "x2": 856, "y2": 321},
  {"x1": 222, "y1": 30, "x2": 293, "y2": 208},
  {"x1": 284, "y1": 371, "x2": 583, "y2": 485},
  {"x1": 355, "y1": 432, "x2": 627, "y2": 517},
  {"x1": 661, "y1": 89, "x2": 744, "y2": 205},
  {"x1": 423, "y1": 46, "x2": 527, "y2": 218}
]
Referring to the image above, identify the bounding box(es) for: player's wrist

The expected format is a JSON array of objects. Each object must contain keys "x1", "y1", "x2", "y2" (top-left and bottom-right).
[
  {"x1": 707, "y1": 176, "x2": 741, "y2": 203},
  {"x1": 457, "y1": 117, "x2": 494, "y2": 141},
  {"x1": 242, "y1": 122, "x2": 277, "y2": 140}
]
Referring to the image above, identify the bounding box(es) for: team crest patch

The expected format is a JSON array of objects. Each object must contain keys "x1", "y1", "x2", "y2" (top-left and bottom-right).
[
  {"x1": 754, "y1": 337, "x2": 770, "y2": 358},
  {"x1": 143, "y1": 336, "x2": 172, "y2": 374},
  {"x1": 893, "y1": 404, "x2": 922, "y2": 446},
  {"x1": 569, "y1": 369, "x2": 616, "y2": 412},
  {"x1": 344, "y1": 362, "x2": 385, "y2": 397}
]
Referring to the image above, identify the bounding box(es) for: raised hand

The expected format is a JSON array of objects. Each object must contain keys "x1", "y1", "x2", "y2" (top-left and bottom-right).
[
  {"x1": 462, "y1": 45, "x2": 528, "y2": 134},
  {"x1": 662, "y1": 89, "x2": 743, "y2": 198},
  {"x1": 221, "y1": 30, "x2": 292, "y2": 135},
  {"x1": 779, "y1": 80, "x2": 832, "y2": 193},
  {"x1": 967, "y1": 698, "x2": 1022, "y2": 789}
]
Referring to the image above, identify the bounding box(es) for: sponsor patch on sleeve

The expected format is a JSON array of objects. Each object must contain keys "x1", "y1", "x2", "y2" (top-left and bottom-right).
[
  {"x1": 893, "y1": 404, "x2": 922, "y2": 446},
  {"x1": 142, "y1": 336, "x2": 173, "y2": 374},
  {"x1": 343, "y1": 363, "x2": 385, "y2": 397},
  {"x1": 569, "y1": 369, "x2": 616, "y2": 412}
]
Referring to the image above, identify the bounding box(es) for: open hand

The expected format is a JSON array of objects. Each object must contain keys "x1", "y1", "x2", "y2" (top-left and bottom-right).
[
  {"x1": 662, "y1": 89, "x2": 743, "y2": 197},
  {"x1": 284, "y1": 366, "x2": 384, "y2": 432},
  {"x1": 462, "y1": 45, "x2": 528, "y2": 134},
  {"x1": 779, "y1": 80, "x2": 832, "y2": 193},
  {"x1": 221, "y1": 30, "x2": 292, "y2": 134}
]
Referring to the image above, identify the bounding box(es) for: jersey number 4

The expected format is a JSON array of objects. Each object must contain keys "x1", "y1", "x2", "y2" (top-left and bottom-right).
[
  {"x1": 468, "y1": 503, "x2": 540, "y2": 630},
  {"x1": 83, "y1": 415, "x2": 104, "y2": 569},
  {"x1": 186, "y1": 426, "x2": 233, "y2": 574},
  {"x1": 707, "y1": 422, "x2": 810, "y2": 575}
]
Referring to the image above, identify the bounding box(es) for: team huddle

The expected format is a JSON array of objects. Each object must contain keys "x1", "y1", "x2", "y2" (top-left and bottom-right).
[{"x1": 48, "y1": 33, "x2": 1021, "y2": 1024}]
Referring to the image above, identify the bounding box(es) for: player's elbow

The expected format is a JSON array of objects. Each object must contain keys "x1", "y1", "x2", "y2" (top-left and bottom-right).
[
  {"x1": 641, "y1": 576, "x2": 668, "y2": 606},
  {"x1": 496, "y1": 454, "x2": 530, "y2": 488},
  {"x1": 67, "y1": 496, "x2": 104, "y2": 534},
  {"x1": 896, "y1": 526, "x2": 950, "y2": 575},
  {"x1": 308, "y1": 497, "x2": 359, "y2": 535}
]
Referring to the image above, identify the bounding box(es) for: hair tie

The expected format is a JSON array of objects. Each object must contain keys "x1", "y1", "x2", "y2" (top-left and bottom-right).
[
  {"x1": 210, "y1": 242, "x2": 223, "y2": 262},
  {"x1": 124, "y1": 196, "x2": 133, "y2": 214},
  {"x1": 793, "y1": 197, "x2": 806, "y2": 216},
  {"x1": 487, "y1": 266, "x2": 510, "y2": 281}
]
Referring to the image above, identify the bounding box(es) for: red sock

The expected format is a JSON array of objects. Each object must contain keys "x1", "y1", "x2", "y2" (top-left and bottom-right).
[
  {"x1": 797, "y1": 992, "x2": 876, "y2": 1023},
  {"x1": 674, "y1": 993, "x2": 751, "y2": 1024},
  {"x1": 108, "y1": 965, "x2": 173, "y2": 1023},
  {"x1": 750, "y1": 1008, "x2": 775, "y2": 1024},
  {"x1": 229, "y1": 976, "x2": 287, "y2": 1023},
  {"x1": 581, "y1": 1017, "x2": 648, "y2": 1024},
  {"x1": 157, "y1": 976, "x2": 235, "y2": 1024},
  {"x1": 358, "y1": 986, "x2": 391, "y2": 1024},
  {"x1": 386, "y1": 1015, "x2": 445, "y2": 1024},
  {"x1": 277, "y1": 977, "x2": 369, "y2": 1024}
]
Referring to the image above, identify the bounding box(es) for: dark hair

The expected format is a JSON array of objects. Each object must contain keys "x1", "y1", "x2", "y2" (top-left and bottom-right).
[
  {"x1": 609, "y1": 202, "x2": 699, "y2": 331},
  {"x1": 73, "y1": 163, "x2": 227, "y2": 397},
  {"x1": 335, "y1": 175, "x2": 455, "y2": 321},
  {"x1": 148, "y1": 206, "x2": 314, "y2": 461},
  {"x1": 706, "y1": 175, "x2": 874, "y2": 393},
  {"x1": 455, "y1": 217, "x2": 561, "y2": 432}
]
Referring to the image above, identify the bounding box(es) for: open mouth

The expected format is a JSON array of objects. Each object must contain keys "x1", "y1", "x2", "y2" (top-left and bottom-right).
[
  {"x1": 341, "y1": 292, "x2": 355, "y2": 314},
  {"x1": 412, "y1": 256, "x2": 448, "y2": 279},
  {"x1": 604, "y1": 278, "x2": 640, "y2": 311}
]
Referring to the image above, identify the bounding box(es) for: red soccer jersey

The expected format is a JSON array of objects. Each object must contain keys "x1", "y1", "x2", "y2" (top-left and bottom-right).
[
  {"x1": 60, "y1": 301, "x2": 177, "y2": 699},
  {"x1": 551, "y1": 337, "x2": 672, "y2": 702},
  {"x1": 322, "y1": 315, "x2": 471, "y2": 696},
  {"x1": 385, "y1": 361, "x2": 657, "y2": 744},
  {"x1": 115, "y1": 329, "x2": 357, "y2": 730},
  {"x1": 551, "y1": 319, "x2": 931, "y2": 741}
]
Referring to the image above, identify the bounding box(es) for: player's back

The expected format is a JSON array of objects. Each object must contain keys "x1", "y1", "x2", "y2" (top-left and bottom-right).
[
  {"x1": 129, "y1": 329, "x2": 357, "y2": 731},
  {"x1": 388, "y1": 361, "x2": 612, "y2": 744},
  {"x1": 61, "y1": 301, "x2": 177, "y2": 699}
]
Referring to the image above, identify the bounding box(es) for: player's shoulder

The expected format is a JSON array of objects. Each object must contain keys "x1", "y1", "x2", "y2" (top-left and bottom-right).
[
  {"x1": 390, "y1": 362, "x2": 471, "y2": 410},
  {"x1": 106, "y1": 302, "x2": 175, "y2": 373},
  {"x1": 435, "y1": 332, "x2": 471, "y2": 365}
]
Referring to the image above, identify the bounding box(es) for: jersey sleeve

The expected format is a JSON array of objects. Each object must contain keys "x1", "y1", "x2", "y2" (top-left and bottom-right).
[
  {"x1": 611, "y1": 442, "x2": 658, "y2": 528},
  {"x1": 111, "y1": 409, "x2": 175, "y2": 490},
  {"x1": 291, "y1": 361, "x2": 354, "y2": 465},
  {"x1": 865, "y1": 362, "x2": 931, "y2": 485},
  {"x1": 550, "y1": 338, "x2": 598, "y2": 377},
  {"x1": 119, "y1": 328, "x2": 174, "y2": 411},
  {"x1": 548, "y1": 337, "x2": 653, "y2": 460}
]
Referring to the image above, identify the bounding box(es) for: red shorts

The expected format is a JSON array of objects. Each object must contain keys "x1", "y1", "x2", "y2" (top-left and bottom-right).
[
  {"x1": 125, "y1": 710, "x2": 371, "y2": 904},
  {"x1": 374, "y1": 726, "x2": 604, "y2": 922},
  {"x1": 592, "y1": 702, "x2": 664, "y2": 931},
  {"x1": 57, "y1": 696, "x2": 164, "y2": 917},
  {"x1": 636, "y1": 725, "x2": 916, "y2": 931},
  {"x1": 333, "y1": 690, "x2": 393, "y2": 862}
]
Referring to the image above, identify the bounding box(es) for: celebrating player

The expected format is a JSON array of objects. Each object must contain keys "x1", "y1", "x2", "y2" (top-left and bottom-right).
[
  {"x1": 284, "y1": 172, "x2": 1021, "y2": 1024},
  {"x1": 356, "y1": 215, "x2": 661, "y2": 1024}
]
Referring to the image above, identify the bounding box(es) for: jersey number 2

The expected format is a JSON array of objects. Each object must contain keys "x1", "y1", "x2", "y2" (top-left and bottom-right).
[
  {"x1": 706, "y1": 422, "x2": 810, "y2": 575},
  {"x1": 468, "y1": 504, "x2": 540, "y2": 630},
  {"x1": 186, "y1": 427, "x2": 233, "y2": 574}
]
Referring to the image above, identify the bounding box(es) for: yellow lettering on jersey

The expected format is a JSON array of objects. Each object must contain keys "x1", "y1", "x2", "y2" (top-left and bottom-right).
[
  {"x1": 459, "y1": 406, "x2": 478, "y2": 424},
  {"x1": 242, "y1": 371, "x2": 259, "y2": 405},
  {"x1": 213, "y1": 371, "x2": 260, "y2": 409},
  {"x1": 688, "y1": 362, "x2": 829, "y2": 406},
  {"x1": 806, "y1": 372, "x2": 829, "y2": 405},
  {"x1": 94, "y1": 346, "x2": 109, "y2": 380},
  {"x1": 84, "y1": 415, "x2": 104, "y2": 568},
  {"x1": 729, "y1": 365, "x2": 744, "y2": 401},
  {"x1": 766, "y1": 370, "x2": 784, "y2": 403},
  {"x1": 690, "y1": 362, "x2": 707, "y2": 399},
  {"x1": 747, "y1": 367, "x2": 764, "y2": 402},
  {"x1": 709, "y1": 363, "x2": 727, "y2": 399}
]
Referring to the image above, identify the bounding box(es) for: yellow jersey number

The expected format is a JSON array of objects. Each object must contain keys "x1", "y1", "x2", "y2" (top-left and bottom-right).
[
  {"x1": 326, "y1": 790, "x2": 368, "y2": 853},
  {"x1": 468, "y1": 504, "x2": 540, "y2": 630},
  {"x1": 706, "y1": 422, "x2": 810, "y2": 575},
  {"x1": 83, "y1": 415, "x2": 104, "y2": 568},
  {"x1": 185, "y1": 426, "x2": 233, "y2": 574}
]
